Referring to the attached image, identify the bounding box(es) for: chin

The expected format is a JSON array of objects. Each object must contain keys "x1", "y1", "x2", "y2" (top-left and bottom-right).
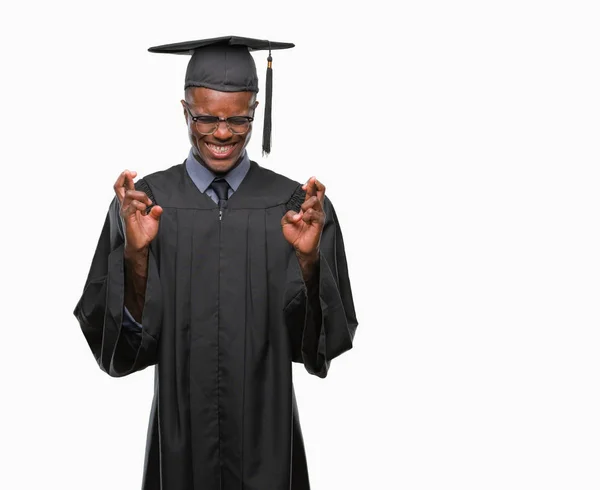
[
  {"x1": 201, "y1": 156, "x2": 235, "y2": 173},
  {"x1": 194, "y1": 141, "x2": 244, "y2": 173}
]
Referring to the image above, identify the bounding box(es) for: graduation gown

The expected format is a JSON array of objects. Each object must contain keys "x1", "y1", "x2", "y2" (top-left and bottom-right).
[{"x1": 74, "y1": 160, "x2": 358, "y2": 490}]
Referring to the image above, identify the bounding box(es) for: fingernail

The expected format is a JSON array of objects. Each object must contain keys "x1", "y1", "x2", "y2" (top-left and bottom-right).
[{"x1": 293, "y1": 213, "x2": 300, "y2": 219}]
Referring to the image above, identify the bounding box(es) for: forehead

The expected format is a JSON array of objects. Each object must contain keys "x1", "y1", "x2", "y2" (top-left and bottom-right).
[{"x1": 185, "y1": 87, "x2": 255, "y2": 114}]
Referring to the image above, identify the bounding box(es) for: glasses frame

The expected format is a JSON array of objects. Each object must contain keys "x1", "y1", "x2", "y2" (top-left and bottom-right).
[{"x1": 183, "y1": 102, "x2": 255, "y2": 135}]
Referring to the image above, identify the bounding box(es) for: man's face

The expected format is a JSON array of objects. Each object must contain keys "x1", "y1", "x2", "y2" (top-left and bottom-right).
[{"x1": 182, "y1": 87, "x2": 258, "y2": 174}]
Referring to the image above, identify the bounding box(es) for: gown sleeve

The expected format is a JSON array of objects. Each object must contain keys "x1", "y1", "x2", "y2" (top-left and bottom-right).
[
  {"x1": 73, "y1": 189, "x2": 163, "y2": 377},
  {"x1": 284, "y1": 193, "x2": 358, "y2": 378}
]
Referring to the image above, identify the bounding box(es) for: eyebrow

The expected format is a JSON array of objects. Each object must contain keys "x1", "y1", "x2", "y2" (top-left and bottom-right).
[{"x1": 186, "y1": 106, "x2": 254, "y2": 118}]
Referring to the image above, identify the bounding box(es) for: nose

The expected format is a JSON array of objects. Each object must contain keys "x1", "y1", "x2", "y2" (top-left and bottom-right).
[{"x1": 213, "y1": 119, "x2": 233, "y2": 139}]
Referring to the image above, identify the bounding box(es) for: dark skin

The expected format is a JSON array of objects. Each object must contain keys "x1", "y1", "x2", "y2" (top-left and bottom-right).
[
  {"x1": 183, "y1": 87, "x2": 257, "y2": 174},
  {"x1": 114, "y1": 170, "x2": 163, "y2": 322},
  {"x1": 117, "y1": 87, "x2": 326, "y2": 322},
  {"x1": 281, "y1": 176, "x2": 327, "y2": 282}
]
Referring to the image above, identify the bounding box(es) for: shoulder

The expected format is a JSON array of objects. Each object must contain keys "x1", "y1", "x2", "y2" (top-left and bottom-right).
[
  {"x1": 137, "y1": 162, "x2": 186, "y2": 193},
  {"x1": 134, "y1": 162, "x2": 199, "y2": 208},
  {"x1": 226, "y1": 161, "x2": 304, "y2": 208},
  {"x1": 250, "y1": 162, "x2": 302, "y2": 190},
  {"x1": 251, "y1": 164, "x2": 341, "y2": 215}
]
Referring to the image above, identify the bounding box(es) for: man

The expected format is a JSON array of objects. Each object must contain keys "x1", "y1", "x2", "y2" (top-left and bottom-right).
[{"x1": 74, "y1": 36, "x2": 358, "y2": 490}]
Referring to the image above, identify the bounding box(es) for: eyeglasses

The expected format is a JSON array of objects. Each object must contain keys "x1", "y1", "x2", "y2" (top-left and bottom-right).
[{"x1": 183, "y1": 102, "x2": 254, "y2": 135}]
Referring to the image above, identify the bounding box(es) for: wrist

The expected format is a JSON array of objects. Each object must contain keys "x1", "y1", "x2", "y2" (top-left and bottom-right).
[
  {"x1": 124, "y1": 244, "x2": 149, "y2": 259},
  {"x1": 296, "y1": 250, "x2": 319, "y2": 282},
  {"x1": 124, "y1": 246, "x2": 149, "y2": 276}
]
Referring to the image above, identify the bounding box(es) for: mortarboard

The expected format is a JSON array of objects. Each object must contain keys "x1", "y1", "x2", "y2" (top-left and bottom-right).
[{"x1": 148, "y1": 36, "x2": 295, "y2": 155}]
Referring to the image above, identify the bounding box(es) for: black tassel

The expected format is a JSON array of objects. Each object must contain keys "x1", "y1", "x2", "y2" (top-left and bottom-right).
[{"x1": 262, "y1": 49, "x2": 273, "y2": 156}]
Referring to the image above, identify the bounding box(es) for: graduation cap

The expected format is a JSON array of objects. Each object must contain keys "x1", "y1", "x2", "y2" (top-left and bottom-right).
[{"x1": 148, "y1": 36, "x2": 295, "y2": 155}]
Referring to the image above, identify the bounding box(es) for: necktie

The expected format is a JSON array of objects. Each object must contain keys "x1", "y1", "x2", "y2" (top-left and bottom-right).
[{"x1": 210, "y1": 178, "x2": 230, "y2": 209}]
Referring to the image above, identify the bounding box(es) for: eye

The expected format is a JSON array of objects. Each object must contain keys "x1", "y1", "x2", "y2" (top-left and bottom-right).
[
  {"x1": 227, "y1": 117, "x2": 251, "y2": 126},
  {"x1": 194, "y1": 115, "x2": 219, "y2": 124}
]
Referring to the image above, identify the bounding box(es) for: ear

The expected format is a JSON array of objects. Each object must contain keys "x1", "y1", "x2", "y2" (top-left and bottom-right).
[{"x1": 181, "y1": 100, "x2": 189, "y2": 121}]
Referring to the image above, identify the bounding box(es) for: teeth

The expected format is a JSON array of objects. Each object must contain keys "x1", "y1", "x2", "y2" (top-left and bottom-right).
[{"x1": 206, "y1": 143, "x2": 234, "y2": 154}]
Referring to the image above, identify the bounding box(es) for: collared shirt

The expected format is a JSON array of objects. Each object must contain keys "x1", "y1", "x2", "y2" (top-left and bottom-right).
[
  {"x1": 185, "y1": 148, "x2": 251, "y2": 203},
  {"x1": 123, "y1": 149, "x2": 251, "y2": 330}
]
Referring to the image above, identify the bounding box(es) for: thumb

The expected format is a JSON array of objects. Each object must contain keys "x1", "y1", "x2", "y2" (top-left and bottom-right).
[
  {"x1": 149, "y1": 205, "x2": 163, "y2": 221},
  {"x1": 281, "y1": 209, "x2": 302, "y2": 226}
]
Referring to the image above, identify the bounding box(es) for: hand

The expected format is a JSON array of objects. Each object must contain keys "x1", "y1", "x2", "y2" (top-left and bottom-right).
[
  {"x1": 114, "y1": 170, "x2": 163, "y2": 254},
  {"x1": 281, "y1": 176, "x2": 326, "y2": 265}
]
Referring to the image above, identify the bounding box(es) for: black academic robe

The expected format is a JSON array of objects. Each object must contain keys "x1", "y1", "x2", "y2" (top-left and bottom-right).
[{"x1": 74, "y1": 161, "x2": 358, "y2": 490}]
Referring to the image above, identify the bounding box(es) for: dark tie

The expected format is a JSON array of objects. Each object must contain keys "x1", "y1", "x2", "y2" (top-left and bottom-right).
[{"x1": 210, "y1": 178, "x2": 230, "y2": 209}]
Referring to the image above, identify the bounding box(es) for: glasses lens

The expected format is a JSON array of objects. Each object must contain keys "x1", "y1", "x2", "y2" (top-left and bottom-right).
[
  {"x1": 194, "y1": 116, "x2": 219, "y2": 134},
  {"x1": 227, "y1": 117, "x2": 251, "y2": 134}
]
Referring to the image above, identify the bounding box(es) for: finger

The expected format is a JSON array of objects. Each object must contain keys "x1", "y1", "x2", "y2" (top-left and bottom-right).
[
  {"x1": 303, "y1": 176, "x2": 317, "y2": 200},
  {"x1": 301, "y1": 208, "x2": 325, "y2": 224},
  {"x1": 148, "y1": 205, "x2": 163, "y2": 221},
  {"x1": 120, "y1": 200, "x2": 147, "y2": 218},
  {"x1": 301, "y1": 208, "x2": 314, "y2": 223},
  {"x1": 114, "y1": 170, "x2": 128, "y2": 203},
  {"x1": 301, "y1": 195, "x2": 322, "y2": 213},
  {"x1": 123, "y1": 190, "x2": 152, "y2": 207},
  {"x1": 114, "y1": 170, "x2": 137, "y2": 203},
  {"x1": 313, "y1": 178, "x2": 326, "y2": 204},
  {"x1": 281, "y1": 209, "x2": 303, "y2": 225},
  {"x1": 124, "y1": 170, "x2": 137, "y2": 191}
]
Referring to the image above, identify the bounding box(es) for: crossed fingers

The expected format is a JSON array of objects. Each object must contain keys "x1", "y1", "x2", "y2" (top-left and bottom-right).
[
  {"x1": 114, "y1": 169, "x2": 153, "y2": 218},
  {"x1": 298, "y1": 176, "x2": 326, "y2": 225}
]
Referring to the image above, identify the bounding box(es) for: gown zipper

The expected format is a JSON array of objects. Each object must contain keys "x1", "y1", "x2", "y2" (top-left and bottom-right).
[{"x1": 217, "y1": 200, "x2": 223, "y2": 487}]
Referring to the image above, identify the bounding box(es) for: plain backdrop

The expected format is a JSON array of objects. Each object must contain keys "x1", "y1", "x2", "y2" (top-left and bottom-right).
[{"x1": 1, "y1": 1, "x2": 599, "y2": 489}]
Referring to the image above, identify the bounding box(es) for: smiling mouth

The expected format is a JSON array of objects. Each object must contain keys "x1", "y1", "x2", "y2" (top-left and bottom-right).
[{"x1": 205, "y1": 142, "x2": 236, "y2": 158}]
